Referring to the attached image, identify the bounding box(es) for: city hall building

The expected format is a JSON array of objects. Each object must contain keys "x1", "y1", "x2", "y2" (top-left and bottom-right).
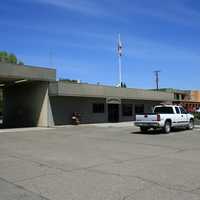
[{"x1": 0, "y1": 63, "x2": 174, "y2": 128}]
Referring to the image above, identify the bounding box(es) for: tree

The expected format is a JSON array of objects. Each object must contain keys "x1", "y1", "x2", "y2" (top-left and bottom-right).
[
  {"x1": 0, "y1": 51, "x2": 8, "y2": 63},
  {"x1": 0, "y1": 51, "x2": 24, "y2": 65},
  {"x1": 9, "y1": 54, "x2": 17, "y2": 64}
]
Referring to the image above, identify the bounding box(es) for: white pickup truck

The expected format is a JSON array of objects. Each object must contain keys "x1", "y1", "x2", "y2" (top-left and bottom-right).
[{"x1": 135, "y1": 105, "x2": 194, "y2": 133}]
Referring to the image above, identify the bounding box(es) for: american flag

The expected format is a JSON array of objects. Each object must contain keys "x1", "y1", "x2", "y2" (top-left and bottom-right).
[{"x1": 117, "y1": 34, "x2": 123, "y2": 56}]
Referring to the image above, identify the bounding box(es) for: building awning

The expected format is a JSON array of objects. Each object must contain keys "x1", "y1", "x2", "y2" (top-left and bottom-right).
[{"x1": 0, "y1": 63, "x2": 56, "y2": 85}]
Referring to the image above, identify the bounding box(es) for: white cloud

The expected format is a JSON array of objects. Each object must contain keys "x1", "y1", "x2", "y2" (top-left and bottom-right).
[
  {"x1": 124, "y1": 0, "x2": 200, "y2": 27},
  {"x1": 25, "y1": 0, "x2": 200, "y2": 27},
  {"x1": 30, "y1": 0, "x2": 111, "y2": 17}
]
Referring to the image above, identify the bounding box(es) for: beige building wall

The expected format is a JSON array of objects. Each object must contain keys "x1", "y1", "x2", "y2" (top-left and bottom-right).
[
  {"x1": 48, "y1": 96, "x2": 163, "y2": 126},
  {"x1": 191, "y1": 91, "x2": 200, "y2": 102},
  {"x1": 34, "y1": 82, "x2": 49, "y2": 127}
]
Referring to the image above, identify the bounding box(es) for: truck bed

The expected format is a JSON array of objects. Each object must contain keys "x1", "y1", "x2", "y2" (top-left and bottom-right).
[{"x1": 136, "y1": 113, "x2": 159, "y2": 122}]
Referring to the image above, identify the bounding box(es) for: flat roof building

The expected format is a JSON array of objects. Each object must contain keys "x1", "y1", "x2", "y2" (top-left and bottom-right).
[
  {"x1": 48, "y1": 81, "x2": 174, "y2": 126},
  {"x1": 0, "y1": 63, "x2": 176, "y2": 127}
]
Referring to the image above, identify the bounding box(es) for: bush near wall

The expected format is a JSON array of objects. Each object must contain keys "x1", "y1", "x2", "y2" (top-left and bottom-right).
[
  {"x1": 193, "y1": 113, "x2": 200, "y2": 120},
  {"x1": 192, "y1": 112, "x2": 200, "y2": 125}
]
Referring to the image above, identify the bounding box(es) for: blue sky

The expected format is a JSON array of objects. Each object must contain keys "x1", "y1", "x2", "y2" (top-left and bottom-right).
[{"x1": 1, "y1": 0, "x2": 200, "y2": 89}]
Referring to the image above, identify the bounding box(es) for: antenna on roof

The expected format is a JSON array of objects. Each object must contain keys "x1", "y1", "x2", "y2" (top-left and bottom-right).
[{"x1": 154, "y1": 70, "x2": 161, "y2": 90}]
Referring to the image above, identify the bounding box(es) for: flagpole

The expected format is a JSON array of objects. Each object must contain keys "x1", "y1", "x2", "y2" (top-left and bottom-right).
[
  {"x1": 118, "y1": 51, "x2": 122, "y2": 86},
  {"x1": 118, "y1": 34, "x2": 122, "y2": 87}
]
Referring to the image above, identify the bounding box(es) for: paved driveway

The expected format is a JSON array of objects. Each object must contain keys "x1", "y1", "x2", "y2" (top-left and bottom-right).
[{"x1": 1, "y1": 125, "x2": 200, "y2": 200}]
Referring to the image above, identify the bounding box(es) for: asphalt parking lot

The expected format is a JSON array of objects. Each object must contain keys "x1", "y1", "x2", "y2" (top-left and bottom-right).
[{"x1": 1, "y1": 125, "x2": 200, "y2": 200}]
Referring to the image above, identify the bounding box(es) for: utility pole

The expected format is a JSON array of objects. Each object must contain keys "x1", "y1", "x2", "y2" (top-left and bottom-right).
[{"x1": 154, "y1": 70, "x2": 160, "y2": 90}]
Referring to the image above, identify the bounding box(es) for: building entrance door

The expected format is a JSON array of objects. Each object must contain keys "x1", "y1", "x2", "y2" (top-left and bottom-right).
[{"x1": 108, "y1": 104, "x2": 119, "y2": 122}]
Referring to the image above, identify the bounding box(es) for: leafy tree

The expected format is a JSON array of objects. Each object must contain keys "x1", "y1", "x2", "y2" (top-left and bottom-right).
[
  {"x1": 9, "y1": 54, "x2": 17, "y2": 64},
  {"x1": 0, "y1": 51, "x2": 8, "y2": 63},
  {"x1": 0, "y1": 51, "x2": 24, "y2": 65}
]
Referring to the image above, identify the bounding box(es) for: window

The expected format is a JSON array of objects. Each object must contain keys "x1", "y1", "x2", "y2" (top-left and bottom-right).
[
  {"x1": 93, "y1": 104, "x2": 104, "y2": 113},
  {"x1": 180, "y1": 107, "x2": 187, "y2": 114},
  {"x1": 175, "y1": 107, "x2": 180, "y2": 114},
  {"x1": 154, "y1": 107, "x2": 174, "y2": 114},
  {"x1": 122, "y1": 104, "x2": 133, "y2": 116},
  {"x1": 174, "y1": 94, "x2": 180, "y2": 100},
  {"x1": 181, "y1": 95, "x2": 185, "y2": 100},
  {"x1": 135, "y1": 104, "x2": 144, "y2": 114}
]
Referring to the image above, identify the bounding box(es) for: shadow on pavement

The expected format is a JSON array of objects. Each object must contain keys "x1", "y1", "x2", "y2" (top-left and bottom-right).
[
  {"x1": 131, "y1": 130, "x2": 165, "y2": 135},
  {"x1": 131, "y1": 128, "x2": 188, "y2": 135}
]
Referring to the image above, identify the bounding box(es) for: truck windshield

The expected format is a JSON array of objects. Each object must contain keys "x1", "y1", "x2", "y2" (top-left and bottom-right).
[{"x1": 154, "y1": 107, "x2": 174, "y2": 114}]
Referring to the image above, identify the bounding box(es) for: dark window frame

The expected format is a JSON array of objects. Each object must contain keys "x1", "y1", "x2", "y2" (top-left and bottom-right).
[
  {"x1": 122, "y1": 104, "x2": 133, "y2": 116},
  {"x1": 93, "y1": 103, "x2": 105, "y2": 113},
  {"x1": 154, "y1": 107, "x2": 174, "y2": 114},
  {"x1": 174, "y1": 93, "x2": 180, "y2": 100},
  {"x1": 135, "y1": 104, "x2": 144, "y2": 114}
]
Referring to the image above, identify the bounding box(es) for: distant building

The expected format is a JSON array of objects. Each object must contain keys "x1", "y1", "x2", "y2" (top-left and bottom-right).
[{"x1": 156, "y1": 88, "x2": 200, "y2": 112}]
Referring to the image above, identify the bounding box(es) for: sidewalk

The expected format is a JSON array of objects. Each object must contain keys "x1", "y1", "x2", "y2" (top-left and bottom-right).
[
  {"x1": 85, "y1": 121, "x2": 135, "y2": 128},
  {"x1": 53, "y1": 121, "x2": 136, "y2": 128},
  {"x1": 195, "y1": 125, "x2": 200, "y2": 129},
  {"x1": 0, "y1": 127, "x2": 53, "y2": 133}
]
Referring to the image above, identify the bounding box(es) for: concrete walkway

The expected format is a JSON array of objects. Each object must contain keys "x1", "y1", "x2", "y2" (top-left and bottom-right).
[
  {"x1": 86, "y1": 121, "x2": 135, "y2": 128},
  {"x1": 0, "y1": 127, "x2": 53, "y2": 133}
]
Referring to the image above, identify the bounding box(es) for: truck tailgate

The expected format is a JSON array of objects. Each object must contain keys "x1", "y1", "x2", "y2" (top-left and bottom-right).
[{"x1": 136, "y1": 114, "x2": 158, "y2": 122}]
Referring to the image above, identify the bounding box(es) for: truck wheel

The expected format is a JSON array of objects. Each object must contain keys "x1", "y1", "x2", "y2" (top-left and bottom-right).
[
  {"x1": 140, "y1": 127, "x2": 149, "y2": 133},
  {"x1": 188, "y1": 119, "x2": 194, "y2": 130},
  {"x1": 163, "y1": 121, "x2": 171, "y2": 133}
]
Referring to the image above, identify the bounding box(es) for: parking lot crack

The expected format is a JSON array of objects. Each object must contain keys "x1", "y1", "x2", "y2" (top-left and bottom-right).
[
  {"x1": 134, "y1": 142, "x2": 186, "y2": 152},
  {"x1": 14, "y1": 172, "x2": 58, "y2": 184},
  {"x1": 0, "y1": 176, "x2": 52, "y2": 200},
  {"x1": 87, "y1": 168, "x2": 195, "y2": 195}
]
